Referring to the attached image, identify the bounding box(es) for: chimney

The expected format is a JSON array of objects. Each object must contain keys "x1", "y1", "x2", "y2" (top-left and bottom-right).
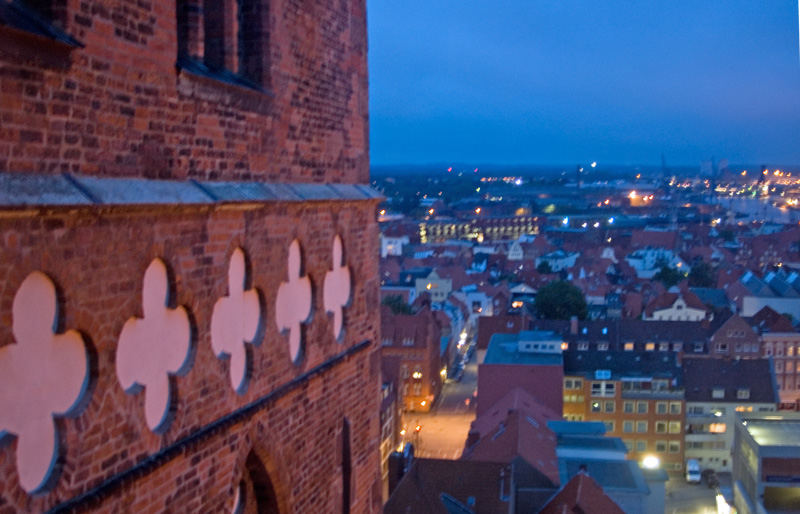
[
  {"x1": 578, "y1": 463, "x2": 588, "y2": 475},
  {"x1": 570, "y1": 316, "x2": 578, "y2": 335}
]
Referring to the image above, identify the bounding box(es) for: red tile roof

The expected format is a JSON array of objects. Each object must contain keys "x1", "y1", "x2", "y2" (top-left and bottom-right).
[{"x1": 538, "y1": 471, "x2": 625, "y2": 514}]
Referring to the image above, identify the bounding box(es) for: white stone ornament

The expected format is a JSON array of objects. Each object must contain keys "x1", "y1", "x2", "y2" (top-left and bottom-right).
[
  {"x1": 275, "y1": 240, "x2": 312, "y2": 362},
  {"x1": 116, "y1": 259, "x2": 192, "y2": 433},
  {"x1": 0, "y1": 272, "x2": 89, "y2": 494},
  {"x1": 323, "y1": 235, "x2": 351, "y2": 340},
  {"x1": 211, "y1": 248, "x2": 262, "y2": 393}
]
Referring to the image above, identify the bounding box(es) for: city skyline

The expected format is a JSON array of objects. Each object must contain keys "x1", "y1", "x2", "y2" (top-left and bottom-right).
[{"x1": 369, "y1": 1, "x2": 800, "y2": 167}]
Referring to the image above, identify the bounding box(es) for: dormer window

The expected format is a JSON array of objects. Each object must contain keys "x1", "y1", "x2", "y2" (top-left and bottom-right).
[
  {"x1": 712, "y1": 388, "x2": 725, "y2": 399},
  {"x1": 737, "y1": 388, "x2": 750, "y2": 400}
]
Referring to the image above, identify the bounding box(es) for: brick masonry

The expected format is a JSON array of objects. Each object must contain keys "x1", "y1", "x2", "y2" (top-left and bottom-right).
[
  {"x1": 0, "y1": 0, "x2": 369, "y2": 184},
  {"x1": 0, "y1": 201, "x2": 381, "y2": 512},
  {"x1": 0, "y1": 0, "x2": 378, "y2": 511}
]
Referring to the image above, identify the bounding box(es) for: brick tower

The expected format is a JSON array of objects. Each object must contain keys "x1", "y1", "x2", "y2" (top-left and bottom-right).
[{"x1": 0, "y1": 0, "x2": 380, "y2": 512}]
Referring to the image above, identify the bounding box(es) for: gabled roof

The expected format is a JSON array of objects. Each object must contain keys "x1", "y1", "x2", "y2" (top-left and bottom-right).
[
  {"x1": 643, "y1": 290, "x2": 709, "y2": 317},
  {"x1": 748, "y1": 305, "x2": 796, "y2": 333},
  {"x1": 463, "y1": 408, "x2": 560, "y2": 485},
  {"x1": 384, "y1": 459, "x2": 511, "y2": 514},
  {"x1": 683, "y1": 357, "x2": 778, "y2": 403},
  {"x1": 538, "y1": 472, "x2": 625, "y2": 514}
]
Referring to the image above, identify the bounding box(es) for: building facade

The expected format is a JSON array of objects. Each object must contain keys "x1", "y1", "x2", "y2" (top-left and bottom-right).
[
  {"x1": 562, "y1": 352, "x2": 686, "y2": 473},
  {"x1": 0, "y1": 0, "x2": 380, "y2": 512}
]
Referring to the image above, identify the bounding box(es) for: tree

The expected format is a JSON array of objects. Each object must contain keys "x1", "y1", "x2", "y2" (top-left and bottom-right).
[
  {"x1": 688, "y1": 261, "x2": 715, "y2": 287},
  {"x1": 534, "y1": 280, "x2": 588, "y2": 320},
  {"x1": 653, "y1": 265, "x2": 685, "y2": 288},
  {"x1": 381, "y1": 295, "x2": 414, "y2": 315},
  {"x1": 536, "y1": 261, "x2": 553, "y2": 274}
]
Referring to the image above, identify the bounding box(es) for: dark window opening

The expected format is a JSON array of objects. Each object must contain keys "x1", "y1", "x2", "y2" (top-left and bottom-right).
[
  {"x1": 245, "y1": 451, "x2": 280, "y2": 514},
  {"x1": 342, "y1": 418, "x2": 352, "y2": 514}
]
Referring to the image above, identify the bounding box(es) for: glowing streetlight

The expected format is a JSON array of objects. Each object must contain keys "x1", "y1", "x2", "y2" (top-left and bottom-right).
[{"x1": 641, "y1": 455, "x2": 660, "y2": 469}]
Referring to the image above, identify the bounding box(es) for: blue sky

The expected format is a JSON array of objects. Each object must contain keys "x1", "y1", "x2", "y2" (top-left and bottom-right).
[{"x1": 368, "y1": 1, "x2": 800, "y2": 166}]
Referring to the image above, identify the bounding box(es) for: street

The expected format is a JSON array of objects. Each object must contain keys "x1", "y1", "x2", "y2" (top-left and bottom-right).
[{"x1": 403, "y1": 348, "x2": 479, "y2": 459}]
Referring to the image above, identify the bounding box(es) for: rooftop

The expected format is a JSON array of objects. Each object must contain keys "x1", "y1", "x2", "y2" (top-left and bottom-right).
[
  {"x1": 742, "y1": 417, "x2": 800, "y2": 447},
  {"x1": 485, "y1": 332, "x2": 564, "y2": 366}
]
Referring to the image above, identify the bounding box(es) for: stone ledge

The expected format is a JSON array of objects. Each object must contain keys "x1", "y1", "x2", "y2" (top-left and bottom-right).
[{"x1": 0, "y1": 173, "x2": 382, "y2": 207}]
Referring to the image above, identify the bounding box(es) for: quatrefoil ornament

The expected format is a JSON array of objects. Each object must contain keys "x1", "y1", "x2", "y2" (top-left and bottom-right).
[
  {"x1": 0, "y1": 271, "x2": 89, "y2": 494},
  {"x1": 275, "y1": 240, "x2": 312, "y2": 363},
  {"x1": 116, "y1": 259, "x2": 192, "y2": 433},
  {"x1": 323, "y1": 235, "x2": 351, "y2": 341},
  {"x1": 211, "y1": 248, "x2": 263, "y2": 393}
]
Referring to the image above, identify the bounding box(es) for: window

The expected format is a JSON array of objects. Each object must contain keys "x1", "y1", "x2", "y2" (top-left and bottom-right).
[
  {"x1": 598, "y1": 343, "x2": 609, "y2": 351},
  {"x1": 178, "y1": 0, "x2": 269, "y2": 88},
  {"x1": 716, "y1": 343, "x2": 728, "y2": 353},
  {"x1": 382, "y1": 338, "x2": 392, "y2": 346},
  {"x1": 637, "y1": 401, "x2": 648, "y2": 414},
  {"x1": 655, "y1": 421, "x2": 667, "y2": 433},
  {"x1": 591, "y1": 401, "x2": 601, "y2": 412},
  {"x1": 655, "y1": 440, "x2": 667, "y2": 453},
  {"x1": 574, "y1": 379, "x2": 583, "y2": 389},
  {"x1": 402, "y1": 337, "x2": 414, "y2": 346},
  {"x1": 413, "y1": 383, "x2": 422, "y2": 395},
  {"x1": 564, "y1": 379, "x2": 574, "y2": 389},
  {"x1": 645, "y1": 342, "x2": 655, "y2": 351},
  {"x1": 659, "y1": 342, "x2": 670, "y2": 351},
  {"x1": 603, "y1": 420, "x2": 615, "y2": 432},
  {"x1": 669, "y1": 441, "x2": 681, "y2": 454},
  {"x1": 577, "y1": 342, "x2": 589, "y2": 351},
  {"x1": 668, "y1": 421, "x2": 681, "y2": 434},
  {"x1": 623, "y1": 401, "x2": 634, "y2": 413},
  {"x1": 591, "y1": 382, "x2": 615, "y2": 397},
  {"x1": 604, "y1": 401, "x2": 615, "y2": 413},
  {"x1": 656, "y1": 402, "x2": 667, "y2": 414},
  {"x1": 623, "y1": 421, "x2": 633, "y2": 433},
  {"x1": 400, "y1": 365, "x2": 409, "y2": 379},
  {"x1": 670, "y1": 402, "x2": 682, "y2": 415},
  {"x1": 623, "y1": 439, "x2": 634, "y2": 450},
  {"x1": 636, "y1": 421, "x2": 647, "y2": 433},
  {"x1": 688, "y1": 406, "x2": 704, "y2": 415},
  {"x1": 708, "y1": 423, "x2": 726, "y2": 434},
  {"x1": 624, "y1": 342, "x2": 634, "y2": 351},
  {"x1": 737, "y1": 388, "x2": 750, "y2": 400},
  {"x1": 673, "y1": 342, "x2": 683, "y2": 352},
  {"x1": 636, "y1": 440, "x2": 647, "y2": 452},
  {"x1": 712, "y1": 388, "x2": 725, "y2": 399}
]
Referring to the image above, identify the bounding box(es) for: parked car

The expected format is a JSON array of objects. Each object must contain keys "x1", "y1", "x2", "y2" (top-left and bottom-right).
[{"x1": 685, "y1": 459, "x2": 701, "y2": 484}]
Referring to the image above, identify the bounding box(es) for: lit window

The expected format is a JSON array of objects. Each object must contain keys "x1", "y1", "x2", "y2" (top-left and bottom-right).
[
  {"x1": 708, "y1": 423, "x2": 726, "y2": 434},
  {"x1": 668, "y1": 421, "x2": 681, "y2": 434},
  {"x1": 712, "y1": 388, "x2": 724, "y2": 399},
  {"x1": 737, "y1": 388, "x2": 750, "y2": 400},
  {"x1": 591, "y1": 401, "x2": 601, "y2": 412},
  {"x1": 624, "y1": 342, "x2": 634, "y2": 351},
  {"x1": 645, "y1": 342, "x2": 655, "y2": 351}
]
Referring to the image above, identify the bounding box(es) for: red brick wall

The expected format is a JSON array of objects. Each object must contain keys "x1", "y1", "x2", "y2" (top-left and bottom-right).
[
  {"x1": 0, "y1": 200, "x2": 381, "y2": 512},
  {"x1": 0, "y1": 0, "x2": 368, "y2": 183}
]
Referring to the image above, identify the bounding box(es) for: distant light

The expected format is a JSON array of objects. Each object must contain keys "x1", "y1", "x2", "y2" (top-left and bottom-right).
[
  {"x1": 593, "y1": 222, "x2": 600, "y2": 228},
  {"x1": 447, "y1": 167, "x2": 453, "y2": 172},
  {"x1": 428, "y1": 208, "x2": 434, "y2": 215},
  {"x1": 379, "y1": 209, "x2": 386, "y2": 216},
  {"x1": 581, "y1": 222, "x2": 588, "y2": 228},
  {"x1": 420, "y1": 400, "x2": 427, "y2": 407},
  {"x1": 629, "y1": 190, "x2": 638, "y2": 199},
  {"x1": 608, "y1": 217, "x2": 615, "y2": 224},
  {"x1": 590, "y1": 161, "x2": 597, "y2": 168},
  {"x1": 635, "y1": 173, "x2": 641, "y2": 180},
  {"x1": 474, "y1": 168, "x2": 479, "y2": 173},
  {"x1": 641, "y1": 455, "x2": 660, "y2": 469},
  {"x1": 415, "y1": 424, "x2": 422, "y2": 432},
  {"x1": 562, "y1": 217, "x2": 569, "y2": 226},
  {"x1": 514, "y1": 178, "x2": 523, "y2": 186},
  {"x1": 560, "y1": 342, "x2": 568, "y2": 350},
  {"x1": 475, "y1": 207, "x2": 481, "y2": 214}
]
